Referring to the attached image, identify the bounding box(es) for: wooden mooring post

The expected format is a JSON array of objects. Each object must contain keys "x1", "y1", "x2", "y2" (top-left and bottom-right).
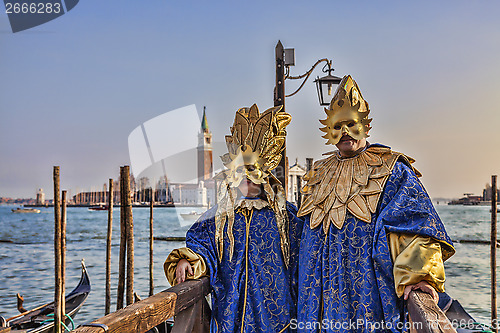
[
  {"x1": 123, "y1": 165, "x2": 135, "y2": 306},
  {"x1": 149, "y1": 187, "x2": 154, "y2": 297},
  {"x1": 492, "y1": 174, "x2": 498, "y2": 333},
  {"x1": 73, "y1": 277, "x2": 211, "y2": 333},
  {"x1": 105, "y1": 178, "x2": 114, "y2": 315},
  {"x1": 117, "y1": 167, "x2": 126, "y2": 310},
  {"x1": 61, "y1": 190, "x2": 67, "y2": 323},
  {"x1": 53, "y1": 166, "x2": 62, "y2": 333}
]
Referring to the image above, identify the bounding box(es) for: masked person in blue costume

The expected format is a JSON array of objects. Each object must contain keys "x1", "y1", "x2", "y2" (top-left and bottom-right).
[
  {"x1": 296, "y1": 75, "x2": 455, "y2": 332},
  {"x1": 164, "y1": 104, "x2": 303, "y2": 332}
]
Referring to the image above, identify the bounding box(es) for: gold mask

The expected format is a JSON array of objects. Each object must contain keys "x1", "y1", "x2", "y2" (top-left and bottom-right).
[
  {"x1": 223, "y1": 144, "x2": 267, "y2": 187},
  {"x1": 218, "y1": 104, "x2": 291, "y2": 187},
  {"x1": 319, "y1": 75, "x2": 372, "y2": 145}
]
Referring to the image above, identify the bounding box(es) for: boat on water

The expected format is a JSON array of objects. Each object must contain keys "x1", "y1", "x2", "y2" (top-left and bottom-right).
[
  {"x1": 437, "y1": 292, "x2": 490, "y2": 332},
  {"x1": 1, "y1": 261, "x2": 91, "y2": 332},
  {"x1": 88, "y1": 205, "x2": 108, "y2": 211},
  {"x1": 11, "y1": 208, "x2": 40, "y2": 214},
  {"x1": 179, "y1": 211, "x2": 202, "y2": 221}
]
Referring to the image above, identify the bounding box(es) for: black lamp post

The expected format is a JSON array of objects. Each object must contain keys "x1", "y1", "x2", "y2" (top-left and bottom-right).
[{"x1": 273, "y1": 40, "x2": 342, "y2": 193}]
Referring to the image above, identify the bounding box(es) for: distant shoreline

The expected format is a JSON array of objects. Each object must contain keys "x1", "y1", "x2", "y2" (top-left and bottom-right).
[{"x1": 9, "y1": 203, "x2": 207, "y2": 208}]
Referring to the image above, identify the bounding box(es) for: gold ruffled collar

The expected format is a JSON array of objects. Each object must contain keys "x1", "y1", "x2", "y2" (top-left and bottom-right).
[
  {"x1": 236, "y1": 197, "x2": 269, "y2": 210},
  {"x1": 298, "y1": 146, "x2": 415, "y2": 233}
]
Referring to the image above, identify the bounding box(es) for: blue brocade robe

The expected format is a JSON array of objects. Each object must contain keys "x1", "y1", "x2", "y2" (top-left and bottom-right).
[
  {"x1": 297, "y1": 159, "x2": 454, "y2": 332},
  {"x1": 186, "y1": 202, "x2": 303, "y2": 332}
]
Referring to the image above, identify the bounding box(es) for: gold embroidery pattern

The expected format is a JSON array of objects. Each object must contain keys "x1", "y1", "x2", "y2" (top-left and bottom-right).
[
  {"x1": 298, "y1": 146, "x2": 420, "y2": 233},
  {"x1": 215, "y1": 207, "x2": 293, "y2": 332}
]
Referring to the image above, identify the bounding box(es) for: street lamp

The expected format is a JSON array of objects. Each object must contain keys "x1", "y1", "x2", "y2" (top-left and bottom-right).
[
  {"x1": 273, "y1": 40, "x2": 342, "y2": 193},
  {"x1": 314, "y1": 63, "x2": 343, "y2": 106}
]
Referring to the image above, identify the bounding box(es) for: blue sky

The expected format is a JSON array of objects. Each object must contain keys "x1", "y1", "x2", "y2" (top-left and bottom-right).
[{"x1": 1, "y1": 0, "x2": 499, "y2": 199}]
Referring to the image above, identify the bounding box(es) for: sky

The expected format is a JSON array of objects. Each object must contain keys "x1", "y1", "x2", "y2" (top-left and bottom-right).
[{"x1": 1, "y1": 0, "x2": 499, "y2": 199}]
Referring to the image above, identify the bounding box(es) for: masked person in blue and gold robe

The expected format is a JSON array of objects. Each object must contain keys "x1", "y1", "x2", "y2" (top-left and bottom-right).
[
  {"x1": 164, "y1": 104, "x2": 303, "y2": 332},
  {"x1": 296, "y1": 75, "x2": 455, "y2": 332}
]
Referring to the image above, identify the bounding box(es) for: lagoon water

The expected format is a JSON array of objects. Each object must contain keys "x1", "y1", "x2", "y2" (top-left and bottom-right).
[{"x1": 0, "y1": 204, "x2": 497, "y2": 326}]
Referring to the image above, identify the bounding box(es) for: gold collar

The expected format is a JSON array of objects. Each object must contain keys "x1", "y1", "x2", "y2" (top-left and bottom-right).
[
  {"x1": 236, "y1": 198, "x2": 269, "y2": 210},
  {"x1": 298, "y1": 146, "x2": 419, "y2": 233}
]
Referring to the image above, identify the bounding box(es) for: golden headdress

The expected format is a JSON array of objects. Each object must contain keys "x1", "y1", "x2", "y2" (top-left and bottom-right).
[
  {"x1": 320, "y1": 75, "x2": 372, "y2": 145},
  {"x1": 214, "y1": 104, "x2": 292, "y2": 265}
]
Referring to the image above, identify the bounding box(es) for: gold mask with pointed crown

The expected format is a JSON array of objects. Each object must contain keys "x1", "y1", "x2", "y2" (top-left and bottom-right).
[
  {"x1": 219, "y1": 104, "x2": 292, "y2": 187},
  {"x1": 320, "y1": 75, "x2": 372, "y2": 145},
  {"x1": 214, "y1": 104, "x2": 292, "y2": 266}
]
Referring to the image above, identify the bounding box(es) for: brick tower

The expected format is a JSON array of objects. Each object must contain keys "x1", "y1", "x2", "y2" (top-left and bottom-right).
[{"x1": 197, "y1": 106, "x2": 213, "y2": 183}]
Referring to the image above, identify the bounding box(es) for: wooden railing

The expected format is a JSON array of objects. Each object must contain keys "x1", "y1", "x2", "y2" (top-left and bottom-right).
[
  {"x1": 10, "y1": 278, "x2": 451, "y2": 333},
  {"x1": 408, "y1": 290, "x2": 457, "y2": 333},
  {"x1": 73, "y1": 277, "x2": 211, "y2": 333}
]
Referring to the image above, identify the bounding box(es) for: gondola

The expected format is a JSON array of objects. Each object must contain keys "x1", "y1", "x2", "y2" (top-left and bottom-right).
[
  {"x1": 1, "y1": 260, "x2": 91, "y2": 332},
  {"x1": 11, "y1": 208, "x2": 40, "y2": 214}
]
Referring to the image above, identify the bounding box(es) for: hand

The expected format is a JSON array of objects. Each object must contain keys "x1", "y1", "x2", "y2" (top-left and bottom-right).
[
  {"x1": 403, "y1": 280, "x2": 439, "y2": 303},
  {"x1": 176, "y1": 259, "x2": 193, "y2": 284}
]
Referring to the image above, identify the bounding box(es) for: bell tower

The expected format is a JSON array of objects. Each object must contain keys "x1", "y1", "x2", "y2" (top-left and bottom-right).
[{"x1": 197, "y1": 106, "x2": 213, "y2": 183}]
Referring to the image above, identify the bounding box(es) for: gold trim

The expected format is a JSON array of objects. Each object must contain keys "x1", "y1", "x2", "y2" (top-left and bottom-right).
[
  {"x1": 440, "y1": 240, "x2": 456, "y2": 261},
  {"x1": 240, "y1": 208, "x2": 254, "y2": 333},
  {"x1": 319, "y1": 289, "x2": 324, "y2": 333},
  {"x1": 214, "y1": 317, "x2": 218, "y2": 333}
]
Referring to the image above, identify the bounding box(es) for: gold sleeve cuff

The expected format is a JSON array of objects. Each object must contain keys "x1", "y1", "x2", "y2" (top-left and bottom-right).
[
  {"x1": 388, "y1": 233, "x2": 446, "y2": 298},
  {"x1": 163, "y1": 247, "x2": 208, "y2": 286}
]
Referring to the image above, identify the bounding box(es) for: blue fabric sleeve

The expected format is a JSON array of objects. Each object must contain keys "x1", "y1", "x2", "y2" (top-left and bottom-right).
[
  {"x1": 185, "y1": 206, "x2": 219, "y2": 285},
  {"x1": 375, "y1": 161, "x2": 454, "y2": 251}
]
